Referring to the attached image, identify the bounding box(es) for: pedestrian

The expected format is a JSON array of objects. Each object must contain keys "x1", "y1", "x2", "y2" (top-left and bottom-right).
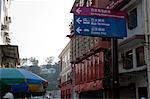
[{"x1": 2, "y1": 86, "x2": 14, "y2": 99}]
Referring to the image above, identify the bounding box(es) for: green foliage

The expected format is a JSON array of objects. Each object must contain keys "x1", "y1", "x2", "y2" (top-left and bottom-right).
[
  {"x1": 28, "y1": 66, "x2": 41, "y2": 74},
  {"x1": 20, "y1": 58, "x2": 28, "y2": 66},
  {"x1": 28, "y1": 57, "x2": 39, "y2": 66},
  {"x1": 45, "y1": 56, "x2": 54, "y2": 65},
  {"x1": 20, "y1": 57, "x2": 39, "y2": 66},
  {"x1": 40, "y1": 64, "x2": 61, "y2": 91}
]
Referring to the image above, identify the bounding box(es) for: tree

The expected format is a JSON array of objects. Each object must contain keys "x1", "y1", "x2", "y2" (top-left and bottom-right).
[
  {"x1": 20, "y1": 58, "x2": 28, "y2": 66},
  {"x1": 45, "y1": 56, "x2": 54, "y2": 65},
  {"x1": 28, "y1": 57, "x2": 39, "y2": 66},
  {"x1": 28, "y1": 65, "x2": 41, "y2": 74}
]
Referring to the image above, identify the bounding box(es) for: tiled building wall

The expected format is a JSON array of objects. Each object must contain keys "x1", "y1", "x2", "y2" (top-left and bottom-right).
[{"x1": 70, "y1": 35, "x2": 103, "y2": 63}]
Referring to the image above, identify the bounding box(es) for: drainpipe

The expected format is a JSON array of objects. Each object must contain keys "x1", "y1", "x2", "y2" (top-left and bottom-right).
[{"x1": 143, "y1": 0, "x2": 150, "y2": 98}]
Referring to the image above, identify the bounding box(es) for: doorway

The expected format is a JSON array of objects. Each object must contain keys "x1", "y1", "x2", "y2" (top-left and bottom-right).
[{"x1": 138, "y1": 87, "x2": 147, "y2": 99}]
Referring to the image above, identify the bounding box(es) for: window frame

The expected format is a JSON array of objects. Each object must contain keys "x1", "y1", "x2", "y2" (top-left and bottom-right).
[
  {"x1": 128, "y1": 8, "x2": 138, "y2": 30},
  {"x1": 136, "y1": 46, "x2": 145, "y2": 67},
  {"x1": 121, "y1": 50, "x2": 133, "y2": 69}
]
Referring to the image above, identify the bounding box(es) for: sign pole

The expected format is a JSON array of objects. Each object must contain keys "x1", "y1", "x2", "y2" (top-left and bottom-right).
[{"x1": 111, "y1": 37, "x2": 120, "y2": 98}]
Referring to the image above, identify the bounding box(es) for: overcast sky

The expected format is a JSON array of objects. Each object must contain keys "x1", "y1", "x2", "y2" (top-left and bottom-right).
[{"x1": 10, "y1": 0, "x2": 74, "y2": 65}]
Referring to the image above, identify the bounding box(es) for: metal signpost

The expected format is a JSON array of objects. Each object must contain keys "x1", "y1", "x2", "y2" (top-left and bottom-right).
[{"x1": 73, "y1": 7, "x2": 127, "y2": 98}]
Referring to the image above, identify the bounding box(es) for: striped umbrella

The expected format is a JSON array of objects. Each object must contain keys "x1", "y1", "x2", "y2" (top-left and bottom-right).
[{"x1": 0, "y1": 68, "x2": 48, "y2": 94}]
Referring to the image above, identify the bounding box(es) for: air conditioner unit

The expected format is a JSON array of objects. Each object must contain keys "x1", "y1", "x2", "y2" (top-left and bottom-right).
[
  {"x1": 1, "y1": 24, "x2": 8, "y2": 30},
  {"x1": 4, "y1": 32, "x2": 9, "y2": 36},
  {"x1": 5, "y1": 37, "x2": 11, "y2": 43},
  {"x1": 5, "y1": 16, "x2": 11, "y2": 23}
]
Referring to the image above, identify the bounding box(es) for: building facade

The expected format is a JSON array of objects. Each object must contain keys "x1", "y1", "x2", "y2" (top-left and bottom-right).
[
  {"x1": 115, "y1": 0, "x2": 149, "y2": 98},
  {"x1": 0, "y1": 45, "x2": 19, "y2": 68},
  {"x1": 59, "y1": 42, "x2": 72, "y2": 99},
  {"x1": 69, "y1": 0, "x2": 112, "y2": 98},
  {"x1": 60, "y1": 0, "x2": 150, "y2": 99},
  {"x1": 0, "y1": 0, "x2": 12, "y2": 45},
  {"x1": 68, "y1": 0, "x2": 150, "y2": 99},
  {"x1": 0, "y1": 0, "x2": 20, "y2": 68}
]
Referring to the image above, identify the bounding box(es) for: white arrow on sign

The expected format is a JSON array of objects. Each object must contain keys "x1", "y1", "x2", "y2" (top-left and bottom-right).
[
  {"x1": 76, "y1": 17, "x2": 82, "y2": 24},
  {"x1": 76, "y1": 27, "x2": 82, "y2": 33},
  {"x1": 76, "y1": 8, "x2": 82, "y2": 14}
]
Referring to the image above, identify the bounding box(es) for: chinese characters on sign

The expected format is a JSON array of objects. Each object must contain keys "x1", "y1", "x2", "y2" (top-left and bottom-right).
[
  {"x1": 73, "y1": 7, "x2": 127, "y2": 38},
  {"x1": 74, "y1": 7, "x2": 127, "y2": 19},
  {"x1": 74, "y1": 15, "x2": 127, "y2": 38}
]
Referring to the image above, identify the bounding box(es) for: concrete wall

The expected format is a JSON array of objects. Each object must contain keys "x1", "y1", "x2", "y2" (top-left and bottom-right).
[{"x1": 118, "y1": 0, "x2": 147, "y2": 73}]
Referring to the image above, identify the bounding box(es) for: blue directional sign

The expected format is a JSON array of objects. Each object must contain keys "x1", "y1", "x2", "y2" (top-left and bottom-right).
[{"x1": 74, "y1": 15, "x2": 127, "y2": 38}]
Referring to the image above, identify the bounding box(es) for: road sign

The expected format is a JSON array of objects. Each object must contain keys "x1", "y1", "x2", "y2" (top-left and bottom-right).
[
  {"x1": 74, "y1": 7, "x2": 127, "y2": 19},
  {"x1": 74, "y1": 15, "x2": 127, "y2": 38}
]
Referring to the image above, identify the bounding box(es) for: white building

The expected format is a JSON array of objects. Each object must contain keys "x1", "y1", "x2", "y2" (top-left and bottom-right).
[
  {"x1": 0, "y1": 0, "x2": 20, "y2": 68},
  {"x1": 0, "y1": 0, "x2": 12, "y2": 45},
  {"x1": 59, "y1": 42, "x2": 71, "y2": 83},
  {"x1": 115, "y1": 0, "x2": 150, "y2": 98},
  {"x1": 58, "y1": 41, "x2": 72, "y2": 98}
]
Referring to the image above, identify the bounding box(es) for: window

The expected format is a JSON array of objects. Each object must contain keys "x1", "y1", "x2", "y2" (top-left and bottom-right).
[
  {"x1": 79, "y1": 0, "x2": 84, "y2": 6},
  {"x1": 128, "y1": 8, "x2": 137, "y2": 30},
  {"x1": 89, "y1": 0, "x2": 95, "y2": 6},
  {"x1": 68, "y1": 51, "x2": 70, "y2": 60},
  {"x1": 61, "y1": 75, "x2": 67, "y2": 83},
  {"x1": 67, "y1": 72, "x2": 71, "y2": 81},
  {"x1": 136, "y1": 46, "x2": 145, "y2": 67},
  {"x1": 121, "y1": 50, "x2": 133, "y2": 69},
  {"x1": 62, "y1": 58, "x2": 66, "y2": 70},
  {"x1": 84, "y1": 0, "x2": 88, "y2": 6}
]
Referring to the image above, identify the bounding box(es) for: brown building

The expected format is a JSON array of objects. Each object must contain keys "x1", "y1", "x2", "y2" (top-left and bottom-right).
[
  {"x1": 66, "y1": 0, "x2": 112, "y2": 98},
  {"x1": 0, "y1": 45, "x2": 20, "y2": 68}
]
